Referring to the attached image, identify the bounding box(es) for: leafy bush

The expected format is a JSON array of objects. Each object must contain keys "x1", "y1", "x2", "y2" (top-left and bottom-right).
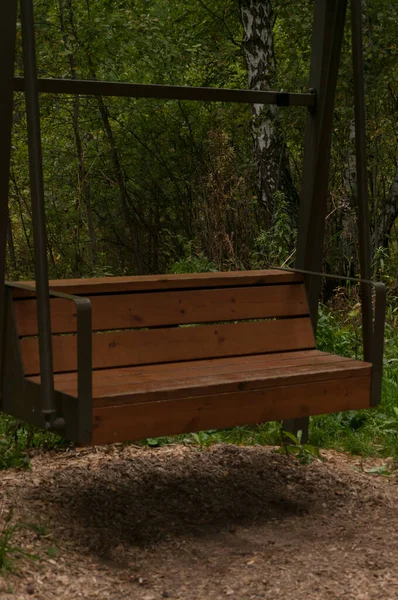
[
  {"x1": 316, "y1": 303, "x2": 359, "y2": 358},
  {"x1": 169, "y1": 243, "x2": 217, "y2": 274},
  {"x1": 251, "y1": 192, "x2": 297, "y2": 268}
]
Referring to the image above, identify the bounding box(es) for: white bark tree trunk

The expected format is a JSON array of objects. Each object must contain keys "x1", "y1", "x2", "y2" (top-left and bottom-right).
[{"x1": 240, "y1": 0, "x2": 298, "y2": 225}]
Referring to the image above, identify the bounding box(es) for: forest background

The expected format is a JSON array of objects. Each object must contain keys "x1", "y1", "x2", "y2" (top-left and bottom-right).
[{"x1": 4, "y1": 0, "x2": 398, "y2": 461}]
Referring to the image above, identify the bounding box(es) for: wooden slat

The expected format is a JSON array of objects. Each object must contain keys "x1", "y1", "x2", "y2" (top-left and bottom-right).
[
  {"x1": 29, "y1": 349, "x2": 331, "y2": 388},
  {"x1": 29, "y1": 351, "x2": 364, "y2": 396},
  {"x1": 20, "y1": 317, "x2": 315, "y2": 375},
  {"x1": 43, "y1": 359, "x2": 371, "y2": 406},
  {"x1": 91, "y1": 375, "x2": 371, "y2": 445},
  {"x1": 89, "y1": 362, "x2": 370, "y2": 406},
  {"x1": 15, "y1": 297, "x2": 77, "y2": 337},
  {"x1": 10, "y1": 269, "x2": 302, "y2": 298},
  {"x1": 14, "y1": 284, "x2": 309, "y2": 336}
]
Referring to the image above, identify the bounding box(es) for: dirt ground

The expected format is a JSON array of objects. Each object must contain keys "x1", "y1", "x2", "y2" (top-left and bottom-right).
[{"x1": 0, "y1": 443, "x2": 398, "y2": 600}]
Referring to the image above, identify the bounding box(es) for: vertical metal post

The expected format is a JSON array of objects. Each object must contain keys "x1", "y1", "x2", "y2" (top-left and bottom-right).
[
  {"x1": 296, "y1": 0, "x2": 336, "y2": 274},
  {"x1": 0, "y1": 1, "x2": 18, "y2": 395},
  {"x1": 351, "y1": 0, "x2": 373, "y2": 362},
  {"x1": 285, "y1": 0, "x2": 348, "y2": 441},
  {"x1": 21, "y1": 0, "x2": 56, "y2": 425},
  {"x1": 297, "y1": 0, "x2": 348, "y2": 319}
]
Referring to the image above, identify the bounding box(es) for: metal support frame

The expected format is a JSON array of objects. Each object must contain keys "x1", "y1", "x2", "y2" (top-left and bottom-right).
[
  {"x1": 296, "y1": 0, "x2": 349, "y2": 312},
  {"x1": 0, "y1": 0, "x2": 383, "y2": 444},
  {"x1": 351, "y1": 0, "x2": 373, "y2": 362},
  {"x1": 13, "y1": 77, "x2": 316, "y2": 108},
  {"x1": 0, "y1": 0, "x2": 17, "y2": 398},
  {"x1": 280, "y1": 268, "x2": 386, "y2": 407},
  {"x1": 286, "y1": 0, "x2": 375, "y2": 440},
  {"x1": 21, "y1": 0, "x2": 56, "y2": 427},
  {"x1": 4, "y1": 282, "x2": 93, "y2": 443},
  {"x1": 285, "y1": 0, "x2": 348, "y2": 440},
  {"x1": 297, "y1": 0, "x2": 372, "y2": 332}
]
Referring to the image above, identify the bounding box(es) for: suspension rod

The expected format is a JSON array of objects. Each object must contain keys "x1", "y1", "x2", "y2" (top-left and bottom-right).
[
  {"x1": 21, "y1": 0, "x2": 56, "y2": 425},
  {"x1": 351, "y1": 0, "x2": 373, "y2": 362},
  {"x1": 0, "y1": 1, "x2": 17, "y2": 392}
]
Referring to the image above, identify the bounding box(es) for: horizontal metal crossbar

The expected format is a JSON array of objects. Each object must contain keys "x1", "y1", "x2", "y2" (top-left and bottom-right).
[{"x1": 13, "y1": 76, "x2": 316, "y2": 107}]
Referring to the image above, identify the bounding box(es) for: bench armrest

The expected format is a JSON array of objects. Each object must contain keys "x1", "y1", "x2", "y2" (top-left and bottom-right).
[
  {"x1": 5, "y1": 282, "x2": 92, "y2": 427},
  {"x1": 278, "y1": 268, "x2": 386, "y2": 406}
]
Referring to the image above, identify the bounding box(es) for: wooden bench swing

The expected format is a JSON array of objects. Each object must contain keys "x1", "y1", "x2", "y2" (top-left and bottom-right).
[{"x1": 0, "y1": 0, "x2": 386, "y2": 446}]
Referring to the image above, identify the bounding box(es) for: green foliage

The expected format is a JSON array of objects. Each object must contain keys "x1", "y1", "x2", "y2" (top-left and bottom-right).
[
  {"x1": 6, "y1": 0, "x2": 398, "y2": 282},
  {"x1": 252, "y1": 193, "x2": 297, "y2": 268},
  {"x1": 309, "y1": 370, "x2": 398, "y2": 459},
  {"x1": 169, "y1": 243, "x2": 217, "y2": 274},
  {"x1": 316, "y1": 303, "x2": 360, "y2": 358},
  {"x1": 188, "y1": 431, "x2": 215, "y2": 448},
  {"x1": 0, "y1": 415, "x2": 68, "y2": 469},
  {"x1": 277, "y1": 429, "x2": 322, "y2": 465},
  {"x1": 0, "y1": 439, "x2": 29, "y2": 471}
]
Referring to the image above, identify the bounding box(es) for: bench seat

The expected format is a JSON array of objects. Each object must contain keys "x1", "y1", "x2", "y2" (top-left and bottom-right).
[
  {"x1": 6, "y1": 270, "x2": 375, "y2": 445},
  {"x1": 28, "y1": 350, "x2": 371, "y2": 445}
]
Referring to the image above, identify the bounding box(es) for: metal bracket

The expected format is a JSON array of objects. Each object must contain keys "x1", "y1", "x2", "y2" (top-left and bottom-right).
[
  {"x1": 278, "y1": 267, "x2": 386, "y2": 407},
  {"x1": 5, "y1": 282, "x2": 93, "y2": 444},
  {"x1": 308, "y1": 87, "x2": 317, "y2": 115}
]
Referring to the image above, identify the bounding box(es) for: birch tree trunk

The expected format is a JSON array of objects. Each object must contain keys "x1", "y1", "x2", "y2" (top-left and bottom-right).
[{"x1": 240, "y1": 0, "x2": 298, "y2": 226}]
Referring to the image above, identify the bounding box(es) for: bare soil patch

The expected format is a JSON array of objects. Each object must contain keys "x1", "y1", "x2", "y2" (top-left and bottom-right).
[{"x1": 0, "y1": 443, "x2": 397, "y2": 599}]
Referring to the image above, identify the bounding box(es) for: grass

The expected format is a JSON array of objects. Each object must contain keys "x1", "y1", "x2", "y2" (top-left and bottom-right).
[
  {"x1": 308, "y1": 297, "x2": 398, "y2": 458},
  {"x1": 309, "y1": 372, "x2": 398, "y2": 458},
  {"x1": 0, "y1": 414, "x2": 69, "y2": 471}
]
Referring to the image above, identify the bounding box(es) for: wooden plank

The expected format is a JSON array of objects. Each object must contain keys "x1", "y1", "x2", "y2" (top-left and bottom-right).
[
  {"x1": 57, "y1": 360, "x2": 371, "y2": 406},
  {"x1": 10, "y1": 269, "x2": 302, "y2": 298},
  {"x1": 31, "y1": 351, "x2": 360, "y2": 395},
  {"x1": 20, "y1": 317, "x2": 315, "y2": 375},
  {"x1": 30, "y1": 349, "x2": 332, "y2": 387},
  {"x1": 15, "y1": 297, "x2": 77, "y2": 336},
  {"x1": 91, "y1": 375, "x2": 371, "y2": 445},
  {"x1": 14, "y1": 284, "x2": 309, "y2": 336}
]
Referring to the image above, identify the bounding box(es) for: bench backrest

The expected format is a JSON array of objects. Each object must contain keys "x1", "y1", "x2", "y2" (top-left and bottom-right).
[{"x1": 12, "y1": 270, "x2": 315, "y2": 377}]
